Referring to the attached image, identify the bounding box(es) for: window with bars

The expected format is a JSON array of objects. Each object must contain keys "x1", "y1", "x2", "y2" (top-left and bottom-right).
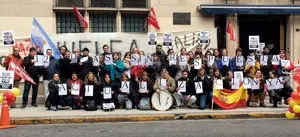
[
  {"x1": 55, "y1": 0, "x2": 84, "y2": 7},
  {"x1": 122, "y1": 0, "x2": 147, "y2": 8},
  {"x1": 90, "y1": 0, "x2": 116, "y2": 8},
  {"x1": 89, "y1": 12, "x2": 116, "y2": 32},
  {"x1": 122, "y1": 13, "x2": 148, "y2": 32},
  {"x1": 56, "y1": 12, "x2": 84, "y2": 33}
]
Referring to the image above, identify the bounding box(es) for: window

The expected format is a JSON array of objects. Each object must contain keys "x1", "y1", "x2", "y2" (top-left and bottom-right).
[
  {"x1": 173, "y1": 13, "x2": 191, "y2": 25},
  {"x1": 89, "y1": 12, "x2": 116, "y2": 32},
  {"x1": 55, "y1": 0, "x2": 84, "y2": 7},
  {"x1": 90, "y1": 0, "x2": 116, "y2": 8},
  {"x1": 122, "y1": 0, "x2": 147, "y2": 8},
  {"x1": 122, "y1": 13, "x2": 148, "y2": 32},
  {"x1": 56, "y1": 12, "x2": 84, "y2": 33}
]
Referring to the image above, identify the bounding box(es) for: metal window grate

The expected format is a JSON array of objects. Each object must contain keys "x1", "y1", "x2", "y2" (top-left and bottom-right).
[
  {"x1": 122, "y1": 0, "x2": 147, "y2": 8},
  {"x1": 90, "y1": 0, "x2": 116, "y2": 8},
  {"x1": 55, "y1": 0, "x2": 84, "y2": 7},
  {"x1": 56, "y1": 12, "x2": 84, "y2": 33},
  {"x1": 121, "y1": 13, "x2": 148, "y2": 32},
  {"x1": 89, "y1": 12, "x2": 116, "y2": 32}
]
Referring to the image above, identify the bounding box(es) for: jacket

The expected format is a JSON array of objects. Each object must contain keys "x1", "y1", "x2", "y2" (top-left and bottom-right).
[
  {"x1": 193, "y1": 75, "x2": 213, "y2": 94},
  {"x1": 231, "y1": 56, "x2": 246, "y2": 71},
  {"x1": 43, "y1": 56, "x2": 59, "y2": 80},
  {"x1": 22, "y1": 54, "x2": 39, "y2": 78},
  {"x1": 77, "y1": 56, "x2": 93, "y2": 79},
  {"x1": 105, "y1": 60, "x2": 124, "y2": 81},
  {"x1": 67, "y1": 79, "x2": 83, "y2": 96},
  {"x1": 3, "y1": 54, "x2": 23, "y2": 81},
  {"x1": 58, "y1": 58, "x2": 72, "y2": 80},
  {"x1": 153, "y1": 76, "x2": 176, "y2": 93},
  {"x1": 245, "y1": 60, "x2": 260, "y2": 78}
]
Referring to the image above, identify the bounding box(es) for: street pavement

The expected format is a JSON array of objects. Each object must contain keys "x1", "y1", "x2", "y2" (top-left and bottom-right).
[{"x1": 0, "y1": 119, "x2": 299, "y2": 137}]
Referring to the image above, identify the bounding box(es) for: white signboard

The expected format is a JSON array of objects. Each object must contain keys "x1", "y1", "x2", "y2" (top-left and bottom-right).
[
  {"x1": 58, "y1": 84, "x2": 67, "y2": 96},
  {"x1": 146, "y1": 55, "x2": 153, "y2": 66},
  {"x1": 271, "y1": 55, "x2": 280, "y2": 65},
  {"x1": 163, "y1": 33, "x2": 173, "y2": 46},
  {"x1": 234, "y1": 71, "x2": 244, "y2": 81},
  {"x1": 179, "y1": 56, "x2": 187, "y2": 66},
  {"x1": 70, "y1": 54, "x2": 78, "y2": 64},
  {"x1": 71, "y1": 83, "x2": 80, "y2": 95},
  {"x1": 105, "y1": 54, "x2": 113, "y2": 65},
  {"x1": 222, "y1": 56, "x2": 230, "y2": 66},
  {"x1": 2, "y1": 31, "x2": 15, "y2": 47},
  {"x1": 160, "y1": 78, "x2": 167, "y2": 90},
  {"x1": 177, "y1": 81, "x2": 186, "y2": 93},
  {"x1": 256, "y1": 43, "x2": 265, "y2": 55},
  {"x1": 200, "y1": 30, "x2": 209, "y2": 44},
  {"x1": 121, "y1": 81, "x2": 130, "y2": 93},
  {"x1": 139, "y1": 81, "x2": 148, "y2": 93},
  {"x1": 103, "y1": 87, "x2": 112, "y2": 99},
  {"x1": 93, "y1": 55, "x2": 100, "y2": 66},
  {"x1": 169, "y1": 54, "x2": 177, "y2": 65},
  {"x1": 243, "y1": 77, "x2": 252, "y2": 89},
  {"x1": 85, "y1": 85, "x2": 94, "y2": 97},
  {"x1": 249, "y1": 36, "x2": 259, "y2": 50},
  {"x1": 235, "y1": 56, "x2": 244, "y2": 67},
  {"x1": 34, "y1": 55, "x2": 45, "y2": 66},
  {"x1": 148, "y1": 32, "x2": 157, "y2": 46},
  {"x1": 131, "y1": 54, "x2": 139, "y2": 66},
  {"x1": 195, "y1": 82, "x2": 203, "y2": 94},
  {"x1": 260, "y1": 55, "x2": 268, "y2": 66},
  {"x1": 247, "y1": 56, "x2": 255, "y2": 66},
  {"x1": 0, "y1": 70, "x2": 14, "y2": 90},
  {"x1": 215, "y1": 79, "x2": 223, "y2": 90},
  {"x1": 194, "y1": 59, "x2": 202, "y2": 69}
]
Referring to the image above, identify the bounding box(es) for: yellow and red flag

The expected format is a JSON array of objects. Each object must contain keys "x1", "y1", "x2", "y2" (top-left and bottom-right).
[{"x1": 213, "y1": 85, "x2": 248, "y2": 110}]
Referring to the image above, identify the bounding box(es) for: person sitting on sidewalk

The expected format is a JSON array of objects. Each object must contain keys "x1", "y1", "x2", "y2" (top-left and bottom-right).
[
  {"x1": 138, "y1": 71, "x2": 153, "y2": 110},
  {"x1": 46, "y1": 73, "x2": 63, "y2": 111},
  {"x1": 83, "y1": 72, "x2": 101, "y2": 111},
  {"x1": 101, "y1": 74, "x2": 118, "y2": 111},
  {"x1": 118, "y1": 73, "x2": 133, "y2": 110},
  {"x1": 67, "y1": 72, "x2": 83, "y2": 110},
  {"x1": 176, "y1": 70, "x2": 196, "y2": 108}
]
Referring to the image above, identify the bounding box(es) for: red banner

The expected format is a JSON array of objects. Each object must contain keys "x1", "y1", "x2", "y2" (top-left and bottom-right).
[{"x1": 8, "y1": 61, "x2": 36, "y2": 85}]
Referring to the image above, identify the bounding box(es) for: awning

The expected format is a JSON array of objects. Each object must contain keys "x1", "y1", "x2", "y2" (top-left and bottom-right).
[{"x1": 199, "y1": 5, "x2": 300, "y2": 15}]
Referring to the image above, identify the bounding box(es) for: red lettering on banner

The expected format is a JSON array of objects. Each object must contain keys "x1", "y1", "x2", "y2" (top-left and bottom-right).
[{"x1": 13, "y1": 39, "x2": 32, "y2": 56}]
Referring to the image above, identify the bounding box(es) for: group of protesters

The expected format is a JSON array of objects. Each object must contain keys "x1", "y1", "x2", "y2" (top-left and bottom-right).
[{"x1": 2, "y1": 44, "x2": 295, "y2": 111}]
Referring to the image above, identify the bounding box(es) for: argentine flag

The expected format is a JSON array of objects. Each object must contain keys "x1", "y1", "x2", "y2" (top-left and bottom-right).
[{"x1": 31, "y1": 18, "x2": 60, "y2": 59}]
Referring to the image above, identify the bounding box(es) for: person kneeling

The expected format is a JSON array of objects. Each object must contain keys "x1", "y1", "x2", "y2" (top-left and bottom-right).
[
  {"x1": 176, "y1": 70, "x2": 197, "y2": 108},
  {"x1": 194, "y1": 68, "x2": 213, "y2": 110},
  {"x1": 118, "y1": 74, "x2": 133, "y2": 110},
  {"x1": 67, "y1": 72, "x2": 83, "y2": 110}
]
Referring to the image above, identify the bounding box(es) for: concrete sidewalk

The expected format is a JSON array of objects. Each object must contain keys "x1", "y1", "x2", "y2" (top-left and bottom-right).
[{"x1": 1, "y1": 104, "x2": 288, "y2": 125}]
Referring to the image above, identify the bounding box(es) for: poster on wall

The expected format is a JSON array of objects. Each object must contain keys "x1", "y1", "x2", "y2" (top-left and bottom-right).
[
  {"x1": 163, "y1": 33, "x2": 173, "y2": 46},
  {"x1": 148, "y1": 32, "x2": 157, "y2": 46},
  {"x1": 2, "y1": 31, "x2": 15, "y2": 47},
  {"x1": 199, "y1": 30, "x2": 209, "y2": 44},
  {"x1": 249, "y1": 35, "x2": 259, "y2": 50},
  {"x1": 0, "y1": 70, "x2": 14, "y2": 90}
]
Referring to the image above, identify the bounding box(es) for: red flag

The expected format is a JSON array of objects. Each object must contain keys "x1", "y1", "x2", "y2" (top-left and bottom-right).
[
  {"x1": 147, "y1": 7, "x2": 160, "y2": 30},
  {"x1": 8, "y1": 62, "x2": 36, "y2": 85},
  {"x1": 73, "y1": 5, "x2": 88, "y2": 28},
  {"x1": 227, "y1": 21, "x2": 236, "y2": 41}
]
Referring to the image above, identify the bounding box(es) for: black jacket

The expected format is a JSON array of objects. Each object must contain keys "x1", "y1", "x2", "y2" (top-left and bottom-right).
[
  {"x1": 43, "y1": 56, "x2": 59, "y2": 80},
  {"x1": 22, "y1": 55, "x2": 39, "y2": 78},
  {"x1": 58, "y1": 58, "x2": 72, "y2": 80},
  {"x1": 77, "y1": 56, "x2": 93, "y2": 79},
  {"x1": 176, "y1": 77, "x2": 194, "y2": 96},
  {"x1": 193, "y1": 75, "x2": 213, "y2": 94}
]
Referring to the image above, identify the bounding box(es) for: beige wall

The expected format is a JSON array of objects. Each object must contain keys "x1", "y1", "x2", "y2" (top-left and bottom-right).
[{"x1": 214, "y1": 0, "x2": 294, "y2": 4}]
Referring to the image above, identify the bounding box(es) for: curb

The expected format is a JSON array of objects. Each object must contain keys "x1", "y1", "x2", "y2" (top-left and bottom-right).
[{"x1": 10, "y1": 112, "x2": 285, "y2": 125}]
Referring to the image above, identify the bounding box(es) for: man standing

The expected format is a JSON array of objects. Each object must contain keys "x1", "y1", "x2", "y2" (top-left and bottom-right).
[
  {"x1": 102, "y1": 44, "x2": 110, "y2": 57},
  {"x1": 22, "y1": 47, "x2": 39, "y2": 108},
  {"x1": 78, "y1": 48, "x2": 93, "y2": 80},
  {"x1": 43, "y1": 49, "x2": 58, "y2": 101},
  {"x1": 2, "y1": 47, "x2": 23, "y2": 108}
]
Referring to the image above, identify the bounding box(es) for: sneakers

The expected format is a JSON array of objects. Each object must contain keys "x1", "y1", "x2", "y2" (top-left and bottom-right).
[{"x1": 50, "y1": 106, "x2": 57, "y2": 111}]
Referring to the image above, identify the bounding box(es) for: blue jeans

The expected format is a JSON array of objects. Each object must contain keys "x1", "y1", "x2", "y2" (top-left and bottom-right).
[
  {"x1": 199, "y1": 91, "x2": 213, "y2": 110},
  {"x1": 22, "y1": 77, "x2": 39, "y2": 105}
]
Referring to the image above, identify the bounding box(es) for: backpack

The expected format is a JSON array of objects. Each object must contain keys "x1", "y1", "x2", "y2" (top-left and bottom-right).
[
  {"x1": 84, "y1": 100, "x2": 97, "y2": 111},
  {"x1": 139, "y1": 97, "x2": 151, "y2": 110}
]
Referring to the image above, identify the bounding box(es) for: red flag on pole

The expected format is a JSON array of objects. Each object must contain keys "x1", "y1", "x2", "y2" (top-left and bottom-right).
[
  {"x1": 147, "y1": 7, "x2": 160, "y2": 30},
  {"x1": 8, "y1": 62, "x2": 36, "y2": 85},
  {"x1": 227, "y1": 20, "x2": 236, "y2": 41},
  {"x1": 73, "y1": 5, "x2": 88, "y2": 28}
]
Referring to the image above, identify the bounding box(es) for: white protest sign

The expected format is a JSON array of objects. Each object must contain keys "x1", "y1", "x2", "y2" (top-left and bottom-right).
[
  {"x1": 71, "y1": 83, "x2": 80, "y2": 95},
  {"x1": 251, "y1": 79, "x2": 260, "y2": 90},
  {"x1": 148, "y1": 32, "x2": 157, "y2": 45},
  {"x1": 0, "y1": 70, "x2": 14, "y2": 90},
  {"x1": 34, "y1": 55, "x2": 45, "y2": 66},
  {"x1": 169, "y1": 54, "x2": 177, "y2": 65},
  {"x1": 234, "y1": 71, "x2": 244, "y2": 81},
  {"x1": 146, "y1": 55, "x2": 153, "y2": 66},
  {"x1": 105, "y1": 54, "x2": 113, "y2": 65},
  {"x1": 93, "y1": 55, "x2": 100, "y2": 66},
  {"x1": 103, "y1": 103, "x2": 115, "y2": 109},
  {"x1": 271, "y1": 55, "x2": 280, "y2": 65},
  {"x1": 160, "y1": 78, "x2": 167, "y2": 90},
  {"x1": 256, "y1": 43, "x2": 265, "y2": 55},
  {"x1": 266, "y1": 79, "x2": 275, "y2": 90},
  {"x1": 231, "y1": 78, "x2": 240, "y2": 90},
  {"x1": 260, "y1": 55, "x2": 268, "y2": 66},
  {"x1": 199, "y1": 30, "x2": 209, "y2": 44},
  {"x1": 243, "y1": 77, "x2": 252, "y2": 89},
  {"x1": 163, "y1": 33, "x2": 173, "y2": 46},
  {"x1": 222, "y1": 56, "x2": 230, "y2": 66},
  {"x1": 215, "y1": 79, "x2": 223, "y2": 90},
  {"x1": 121, "y1": 81, "x2": 130, "y2": 93},
  {"x1": 70, "y1": 54, "x2": 78, "y2": 64},
  {"x1": 247, "y1": 56, "x2": 255, "y2": 66},
  {"x1": 194, "y1": 59, "x2": 202, "y2": 69},
  {"x1": 235, "y1": 56, "x2": 244, "y2": 67},
  {"x1": 131, "y1": 54, "x2": 139, "y2": 66},
  {"x1": 80, "y1": 56, "x2": 88, "y2": 63},
  {"x1": 179, "y1": 56, "x2": 187, "y2": 66},
  {"x1": 139, "y1": 56, "x2": 146, "y2": 66},
  {"x1": 139, "y1": 81, "x2": 148, "y2": 93},
  {"x1": 249, "y1": 35, "x2": 259, "y2": 50},
  {"x1": 177, "y1": 81, "x2": 186, "y2": 93},
  {"x1": 281, "y1": 60, "x2": 290, "y2": 68},
  {"x1": 85, "y1": 85, "x2": 94, "y2": 97},
  {"x1": 275, "y1": 77, "x2": 284, "y2": 89},
  {"x1": 43, "y1": 56, "x2": 50, "y2": 67},
  {"x1": 207, "y1": 55, "x2": 215, "y2": 67},
  {"x1": 195, "y1": 82, "x2": 203, "y2": 94},
  {"x1": 58, "y1": 84, "x2": 67, "y2": 96},
  {"x1": 2, "y1": 31, "x2": 15, "y2": 47},
  {"x1": 103, "y1": 87, "x2": 112, "y2": 99}
]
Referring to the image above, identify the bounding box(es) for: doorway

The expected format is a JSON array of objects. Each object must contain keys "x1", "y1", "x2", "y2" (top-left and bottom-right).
[{"x1": 239, "y1": 15, "x2": 286, "y2": 56}]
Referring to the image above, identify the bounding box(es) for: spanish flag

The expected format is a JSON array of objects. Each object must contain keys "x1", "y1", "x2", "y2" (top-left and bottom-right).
[{"x1": 213, "y1": 85, "x2": 248, "y2": 110}]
